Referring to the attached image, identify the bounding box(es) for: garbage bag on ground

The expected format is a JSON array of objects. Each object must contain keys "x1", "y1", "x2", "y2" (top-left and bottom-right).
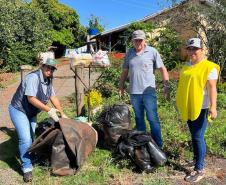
[
  {"x1": 116, "y1": 130, "x2": 167, "y2": 173},
  {"x1": 97, "y1": 104, "x2": 131, "y2": 148},
  {"x1": 28, "y1": 118, "x2": 97, "y2": 176},
  {"x1": 35, "y1": 119, "x2": 54, "y2": 137},
  {"x1": 134, "y1": 146, "x2": 155, "y2": 173}
]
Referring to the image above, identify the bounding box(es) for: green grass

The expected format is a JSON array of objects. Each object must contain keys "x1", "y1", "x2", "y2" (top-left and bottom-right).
[{"x1": 1, "y1": 92, "x2": 225, "y2": 184}]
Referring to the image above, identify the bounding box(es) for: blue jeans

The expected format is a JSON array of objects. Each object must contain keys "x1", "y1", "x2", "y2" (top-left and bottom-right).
[
  {"x1": 187, "y1": 109, "x2": 208, "y2": 171},
  {"x1": 130, "y1": 90, "x2": 163, "y2": 148},
  {"x1": 8, "y1": 104, "x2": 36, "y2": 173}
]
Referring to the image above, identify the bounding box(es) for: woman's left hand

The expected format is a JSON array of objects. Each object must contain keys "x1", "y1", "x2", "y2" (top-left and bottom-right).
[{"x1": 209, "y1": 107, "x2": 217, "y2": 120}]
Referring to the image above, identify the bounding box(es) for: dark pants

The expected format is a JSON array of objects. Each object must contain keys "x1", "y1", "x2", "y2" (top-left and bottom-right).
[{"x1": 187, "y1": 109, "x2": 208, "y2": 170}]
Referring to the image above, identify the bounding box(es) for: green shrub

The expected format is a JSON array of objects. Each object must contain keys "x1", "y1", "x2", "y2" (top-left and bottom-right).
[
  {"x1": 206, "y1": 109, "x2": 226, "y2": 157},
  {"x1": 217, "y1": 82, "x2": 226, "y2": 93},
  {"x1": 218, "y1": 93, "x2": 226, "y2": 109},
  {"x1": 97, "y1": 57, "x2": 127, "y2": 98},
  {"x1": 0, "y1": 0, "x2": 52, "y2": 72}
]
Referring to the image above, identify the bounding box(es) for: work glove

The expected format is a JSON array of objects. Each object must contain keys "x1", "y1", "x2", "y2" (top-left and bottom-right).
[{"x1": 48, "y1": 108, "x2": 60, "y2": 122}]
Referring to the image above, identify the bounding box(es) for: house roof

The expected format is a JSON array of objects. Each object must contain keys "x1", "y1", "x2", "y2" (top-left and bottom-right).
[
  {"x1": 97, "y1": 7, "x2": 171, "y2": 37},
  {"x1": 93, "y1": 0, "x2": 213, "y2": 38}
]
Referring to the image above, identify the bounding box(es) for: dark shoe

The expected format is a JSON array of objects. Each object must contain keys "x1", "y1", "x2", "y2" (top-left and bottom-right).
[
  {"x1": 23, "y1": 171, "x2": 32, "y2": 183},
  {"x1": 184, "y1": 170, "x2": 204, "y2": 182}
]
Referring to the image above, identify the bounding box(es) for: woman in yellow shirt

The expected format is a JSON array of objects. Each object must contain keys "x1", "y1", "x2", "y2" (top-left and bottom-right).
[{"x1": 176, "y1": 38, "x2": 220, "y2": 183}]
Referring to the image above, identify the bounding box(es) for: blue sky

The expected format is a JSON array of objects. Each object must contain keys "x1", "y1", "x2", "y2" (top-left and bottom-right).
[{"x1": 59, "y1": 0, "x2": 180, "y2": 31}]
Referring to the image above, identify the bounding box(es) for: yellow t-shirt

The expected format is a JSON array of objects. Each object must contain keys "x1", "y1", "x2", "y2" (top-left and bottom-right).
[{"x1": 176, "y1": 59, "x2": 220, "y2": 122}]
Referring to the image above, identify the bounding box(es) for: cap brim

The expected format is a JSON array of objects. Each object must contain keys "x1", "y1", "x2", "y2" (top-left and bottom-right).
[
  {"x1": 42, "y1": 64, "x2": 57, "y2": 70},
  {"x1": 132, "y1": 37, "x2": 145, "y2": 40},
  {"x1": 186, "y1": 45, "x2": 202, "y2": 49}
]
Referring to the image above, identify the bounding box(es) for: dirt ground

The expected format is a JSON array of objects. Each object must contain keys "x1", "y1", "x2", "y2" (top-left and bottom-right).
[{"x1": 0, "y1": 73, "x2": 17, "y2": 87}]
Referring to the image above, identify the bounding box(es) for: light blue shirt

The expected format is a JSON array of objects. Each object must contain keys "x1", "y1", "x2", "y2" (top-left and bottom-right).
[
  {"x1": 24, "y1": 69, "x2": 55, "y2": 97},
  {"x1": 123, "y1": 45, "x2": 164, "y2": 94}
]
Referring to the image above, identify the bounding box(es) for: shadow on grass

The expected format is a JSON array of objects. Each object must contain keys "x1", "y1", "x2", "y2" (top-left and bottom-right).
[{"x1": 0, "y1": 127, "x2": 22, "y2": 175}]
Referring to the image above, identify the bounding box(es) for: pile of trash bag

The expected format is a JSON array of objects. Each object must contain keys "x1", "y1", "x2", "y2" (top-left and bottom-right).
[
  {"x1": 116, "y1": 130, "x2": 167, "y2": 173},
  {"x1": 97, "y1": 104, "x2": 132, "y2": 148},
  {"x1": 28, "y1": 118, "x2": 97, "y2": 176},
  {"x1": 35, "y1": 119, "x2": 54, "y2": 137}
]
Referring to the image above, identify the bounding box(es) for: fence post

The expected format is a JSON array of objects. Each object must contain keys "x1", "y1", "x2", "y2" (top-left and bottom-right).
[
  {"x1": 75, "y1": 67, "x2": 85, "y2": 116},
  {"x1": 20, "y1": 65, "x2": 33, "y2": 81}
]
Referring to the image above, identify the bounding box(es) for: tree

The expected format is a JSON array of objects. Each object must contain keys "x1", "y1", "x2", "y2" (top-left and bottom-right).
[
  {"x1": 155, "y1": 26, "x2": 182, "y2": 70},
  {"x1": 0, "y1": 0, "x2": 52, "y2": 72},
  {"x1": 194, "y1": 0, "x2": 226, "y2": 80},
  {"x1": 32, "y1": 0, "x2": 86, "y2": 48},
  {"x1": 88, "y1": 14, "x2": 104, "y2": 33},
  {"x1": 170, "y1": 0, "x2": 226, "y2": 80}
]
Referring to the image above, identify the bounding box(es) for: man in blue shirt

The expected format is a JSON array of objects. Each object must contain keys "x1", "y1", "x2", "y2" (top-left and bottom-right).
[
  {"x1": 9, "y1": 58, "x2": 68, "y2": 182},
  {"x1": 119, "y1": 30, "x2": 170, "y2": 148}
]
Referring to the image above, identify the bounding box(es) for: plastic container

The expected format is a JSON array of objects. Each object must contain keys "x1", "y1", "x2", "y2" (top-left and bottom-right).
[{"x1": 88, "y1": 28, "x2": 98, "y2": 35}]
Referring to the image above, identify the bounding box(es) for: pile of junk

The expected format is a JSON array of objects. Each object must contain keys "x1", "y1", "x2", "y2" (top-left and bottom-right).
[{"x1": 29, "y1": 103, "x2": 167, "y2": 176}]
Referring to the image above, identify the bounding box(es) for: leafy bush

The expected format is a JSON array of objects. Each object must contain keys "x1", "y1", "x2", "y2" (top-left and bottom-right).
[
  {"x1": 154, "y1": 27, "x2": 182, "y2": 70},
  {"x1": 0, "y1": 0, "x2": 52, "y2": 72},
  {"x1": 96, "y1": 56, "x2": 126, "y2": 98},
  {"x1": 205, "y1": 109, "x2": 226, "y2": 157},
  {"x1": 218, "y1": 93, "x2": 226, "y2": 109},
  {"x1": 217, "y1": 82, "x2": 226, "y2": 93}
]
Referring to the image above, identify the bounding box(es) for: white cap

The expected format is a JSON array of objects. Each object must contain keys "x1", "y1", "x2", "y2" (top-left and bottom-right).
[{"x1": 186, "y1": 38, "x2": 203, "y2": 48}]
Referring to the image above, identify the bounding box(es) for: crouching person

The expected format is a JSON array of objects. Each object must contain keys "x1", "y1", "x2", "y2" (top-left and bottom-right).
[{"x1": 8, "y1": 58, "x2": 68, "y2": 182}]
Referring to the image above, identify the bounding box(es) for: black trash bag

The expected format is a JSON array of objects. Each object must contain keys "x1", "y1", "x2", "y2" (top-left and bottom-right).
[
  {"x1": 97, "y1": 104, "x2": 131, "y2": 148},
  {"x1": 146, "y1": 141, "x2": 167, "y2": 166},
  {"x1": 29, "y1": 118, "x2": 97, "y2": 176},
  {"x1": 134, "y1": 146, "x2": 155, "y2": 173},
  {"x1": 116, "y1": 130, "x2": 167, "y2": 172},
  {"x1": 35, "y1": 119, "x2": 54, "y2": 137},
  {"x1": 51, "y1": 130, "x2": 75, "y2": 176}
]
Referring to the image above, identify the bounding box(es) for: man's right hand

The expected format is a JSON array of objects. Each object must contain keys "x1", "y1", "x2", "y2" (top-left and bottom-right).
[
  {"x1": 48, "y1": 108, "x2": 60, "y2": 122},
  {"x1": 118, "y1": 88, "x2": 124, "y2": 98}
]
